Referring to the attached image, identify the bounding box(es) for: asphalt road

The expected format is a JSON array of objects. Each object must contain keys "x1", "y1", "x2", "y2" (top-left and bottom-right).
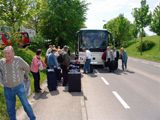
[
  {"x1": 17, "y1": 56, "x2": 160, "y2": 120},
  {"x1": 82, "y1": 56, "x2": 160, "y2": 120}
]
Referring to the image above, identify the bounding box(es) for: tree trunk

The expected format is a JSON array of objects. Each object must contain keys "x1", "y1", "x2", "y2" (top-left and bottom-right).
[
  {"x1": 140, "y1": 28, "x2": 143, "y2": 56},
  {"x1": 135, "y1": 38, "x2": 136, "y2": 44}
]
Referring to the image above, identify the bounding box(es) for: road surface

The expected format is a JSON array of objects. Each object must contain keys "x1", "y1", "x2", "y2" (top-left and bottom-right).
[{"x1": 17, "y1": 56, "x2": 160, "y2": 120}]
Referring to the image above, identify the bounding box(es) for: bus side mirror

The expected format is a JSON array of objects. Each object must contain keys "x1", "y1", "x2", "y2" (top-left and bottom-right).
[{"x1": 110, "y1": 33, "x2": 113, "y2": 41}]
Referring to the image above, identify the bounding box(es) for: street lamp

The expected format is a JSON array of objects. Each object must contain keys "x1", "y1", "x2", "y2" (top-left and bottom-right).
[{"x1": 103, "y1": 20, "x2": 115, "y2": 47}]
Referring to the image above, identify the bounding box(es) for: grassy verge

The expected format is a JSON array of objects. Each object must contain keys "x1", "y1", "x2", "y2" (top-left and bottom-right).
[
  {"x1": 118, "y1": 35, "x2": 160, "y2": 62},
  {"x1": 0, "y1": 46, "x2": 47, "y2": 120}
]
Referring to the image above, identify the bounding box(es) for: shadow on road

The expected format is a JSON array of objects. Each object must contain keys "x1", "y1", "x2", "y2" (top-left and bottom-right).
[
  {"x1": 91, "y1": 65, "x2": 135, "y2": 75},
  {"x1": 33, "y1": 89, "x2": 60, "y2": 100}
]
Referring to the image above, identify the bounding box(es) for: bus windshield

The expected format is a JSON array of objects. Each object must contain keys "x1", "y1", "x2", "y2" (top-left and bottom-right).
[{"x1": 79, "y1": 30, "x2": 108, "y2": 51}]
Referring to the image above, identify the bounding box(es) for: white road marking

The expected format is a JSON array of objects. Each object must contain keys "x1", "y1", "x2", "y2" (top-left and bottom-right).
[
  {"x1": 133, "y1": 59, "x2": 138, "y2": 62},
  {"x1": 141, "y1": 61, "x2": 149, "y2": 64},
  {"x1": 101, "y1": 77, "x2": 109, "y2": 85},
  {"x1": 154, "y1": 65, "x2": 160, "y2": 68},
  {"x1": 113, "y1": 91, "x2": 130, "y2": 109},
  {"x1": 95, "y1": 69, "x2": 100, "y2": 74}
]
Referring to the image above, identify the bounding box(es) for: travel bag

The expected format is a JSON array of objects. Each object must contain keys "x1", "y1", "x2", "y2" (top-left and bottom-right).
[
  {"x1": 46, "y1": 69, "x2": 57, "y2": 91},
  {"x1": 55, "y1": 67, "x2": 62, "y2": 81},
  {"x1": 68, "y1": 72, "x2": 81, "y2": 92}
]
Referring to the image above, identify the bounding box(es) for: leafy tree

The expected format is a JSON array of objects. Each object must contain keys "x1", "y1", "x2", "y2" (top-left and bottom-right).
[
  {"x1": 132, "y1": 0, "x2": 152, "y2": 55},
  {"x1": 150, "y1": 4, "x2": 160, "y2": 51},
  {"x1": 132, "y1": 22, "x2": 139, "y2": 43},
  {"x1": 23, "y1": 0, "x2": 48, "y2": 35},
  {"x1": 105, "y1": 14, "x2": 132, "y2": 47},
  {"x1": 39, "y1": 0, "x2": 89, "y2": 48},
  {"x1": 0, "y1": 0, "x2": 31, "y2": 31},
  {"x1": 0, "y1": 0, "x2": 31, "y2": 51},
  {"x1": 139, "y1": 28, "x2": 147, "y2": 38}
]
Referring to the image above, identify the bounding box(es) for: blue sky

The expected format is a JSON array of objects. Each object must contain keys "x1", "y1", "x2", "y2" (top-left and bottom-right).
[{"x1": 84, "y1": 0, "x2": 159, "y2": 36}]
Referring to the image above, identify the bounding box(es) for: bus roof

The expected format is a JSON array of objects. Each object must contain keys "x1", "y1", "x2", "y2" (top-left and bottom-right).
[
  {"x1": 0, "y1": 32, "x2": 28, "y2": 35},
  {"x1": 80, "y1": 28, "x2": 108, "y2": 31}
]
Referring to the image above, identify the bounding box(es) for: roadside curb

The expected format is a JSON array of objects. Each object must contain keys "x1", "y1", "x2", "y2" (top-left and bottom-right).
[
  {"x1": 17, "y1": 78, "x2": 88, "y2": 120},
  {"x1": 80, "y1": 91, "x2": 88, "y2": 120},
  {"x1": 16, "y1": 80, "x2": 48, "y2": 120}
]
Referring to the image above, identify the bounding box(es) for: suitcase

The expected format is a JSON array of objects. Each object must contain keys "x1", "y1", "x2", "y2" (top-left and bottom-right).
[
  {"x1": 46, "y1": 69, "x2": 57, "y2": 91},
  {"x1": 105, "y1": 61, "x2": 109, "y2": 67},
  {"x1": 68, "y1": 72, "x2": 81, "y2": 92},
  {"x1": 55, "y1": 67, "x2": 62, "y2": 81},
  {"x1": 90, "y1": 64, "x2": 93, "y2": 73},
  {"x1": 109, "y1": 61, "x2": 115, "y2": 71},
  {"x1": 114, "y1": 60, "x2": 118, "y2": 70}
]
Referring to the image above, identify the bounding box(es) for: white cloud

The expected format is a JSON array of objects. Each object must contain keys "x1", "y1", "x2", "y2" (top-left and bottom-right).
[{"x1": 84, "y1": 0, "x2": 159, "y2": 35}]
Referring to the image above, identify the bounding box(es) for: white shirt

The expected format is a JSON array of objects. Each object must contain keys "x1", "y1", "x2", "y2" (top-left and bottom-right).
[
  {"x1": 85, "y1": 50, "x2": 91, "y2": 59},
  {"x1": 107, "y1": 50, "x2": 110, "y2": 59},
  {"x1": 46, "y1": 48, "x2": 51, "y2": 55},
  {"x1": 54, "y1": 52, "x2": 59, "y2": 57},
  {"x1": 114, "y1": 51, "x2": 117, "y2": 58}
]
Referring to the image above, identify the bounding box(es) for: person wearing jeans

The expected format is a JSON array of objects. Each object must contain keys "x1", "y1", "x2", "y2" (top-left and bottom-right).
[
  {"x1": 122, "y1": 60, "x2": 127, "y2": 71},
  {"x1": 83, "y1": 47, "x2": 91, "y2": 74},
  {"x1": 84, "y1": 59, "x2": 91, "y2": 73},
  {"x1": 119, "y1": 47, "x2": 128, "y2": 71},
  {"x1": 0, "y1": 46, "x2": 36, "y2": 120},
  {"x1": 4, "y1": 82, "x2": 35, "y2": 120}
]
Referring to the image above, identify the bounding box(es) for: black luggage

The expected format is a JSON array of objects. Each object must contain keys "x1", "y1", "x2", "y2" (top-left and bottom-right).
[
  {"x1": 46, "y1": 69, "x2": 57, "y2": 91},
  {"x1": 114, "y1": 60, "x2": 118, "y2": 70},
  {"x1": 109, "y1": 61, "x2": 115, "y2": 71},
  {"x1": 105, "y1": 61, "x2": 109, "y2": 67},
  {"x1": 68, "y1": 72, "x2": 81, "y2": 92},
  {"x1": 90, "y1": 64, "x2": 93, "y2": 73},
  {"x1": 55, "y1": 67, "x2": 62, "y2": 81}
]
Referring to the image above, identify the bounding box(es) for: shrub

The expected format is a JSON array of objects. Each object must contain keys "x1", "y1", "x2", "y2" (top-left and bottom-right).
[
  {"x1": 136, "y1": 40, "x2": 155, "y2": 51},
  {"x1": 30, "y1": 34, "x2": 46, "y2": 49}
]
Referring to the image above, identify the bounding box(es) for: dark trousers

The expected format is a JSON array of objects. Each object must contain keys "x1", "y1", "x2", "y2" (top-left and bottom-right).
[
  {"x1": 31, "y1": 71, "x2": 41, "y2": 92},
  {"x1": 115, "y1": 58, "x2": 118, "y2": 70},
  {"x1": 61, "y1": 65, "x2": 68, "y2": 86},
  {"x1": 107, "y1": 58, "x2": 111, "y2": 71}
]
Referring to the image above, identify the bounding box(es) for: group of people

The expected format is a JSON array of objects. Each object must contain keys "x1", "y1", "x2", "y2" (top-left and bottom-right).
[
  {"x1": 0, "y1": 44, "x2": 71, "y2": 120},
  {"x1": 0, "y1": 44, "x2": 128, "y2": 120},
  {"x1": 79, "y1": 46, "x2": 128, "y2": 74},
  {"x1": 101, "y1": 46, "x2": 128, "y2": 72},
  {"x1": 45, "y1": 45, "x2": 70, "y2": 86},
  {"x1": 30, "y1": 45, "x2": 71, "y2": 93}
]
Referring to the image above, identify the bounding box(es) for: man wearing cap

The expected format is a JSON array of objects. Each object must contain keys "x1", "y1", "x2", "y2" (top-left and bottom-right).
[{"x1": 61, "y1": 45, "x2": 70, "y2": 86}]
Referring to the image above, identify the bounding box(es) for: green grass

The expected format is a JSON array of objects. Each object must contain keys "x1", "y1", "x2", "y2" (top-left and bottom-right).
[
  {"x1": 118, "y1": 35, "x2": 160, "y2": 62},
  {"x1": 0, "y1": 46, "x2": 47, "y2": 120}
]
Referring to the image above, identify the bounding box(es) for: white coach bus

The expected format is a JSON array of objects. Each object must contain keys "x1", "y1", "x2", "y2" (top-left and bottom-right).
[{"x1": 75, "y1": 28, "x2": 113, "y2": 65}]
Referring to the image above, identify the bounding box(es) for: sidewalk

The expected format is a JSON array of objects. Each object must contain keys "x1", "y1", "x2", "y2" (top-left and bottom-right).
[{"x1": 16, "y1": 79, "x2": 87, "y2": 120}]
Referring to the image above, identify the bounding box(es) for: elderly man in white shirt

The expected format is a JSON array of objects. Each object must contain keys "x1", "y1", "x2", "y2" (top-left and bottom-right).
[
  {"x1": 46, "y1": 45, "x2": 53, "y2": 55},
  {"x1": 83, "y1": 47, "x2": 91, "y2": 74}
]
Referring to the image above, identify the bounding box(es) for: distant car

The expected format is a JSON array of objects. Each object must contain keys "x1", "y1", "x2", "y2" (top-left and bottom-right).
[{"x1": 0, "y1": 32, "x2": 30, "y2": 48}]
